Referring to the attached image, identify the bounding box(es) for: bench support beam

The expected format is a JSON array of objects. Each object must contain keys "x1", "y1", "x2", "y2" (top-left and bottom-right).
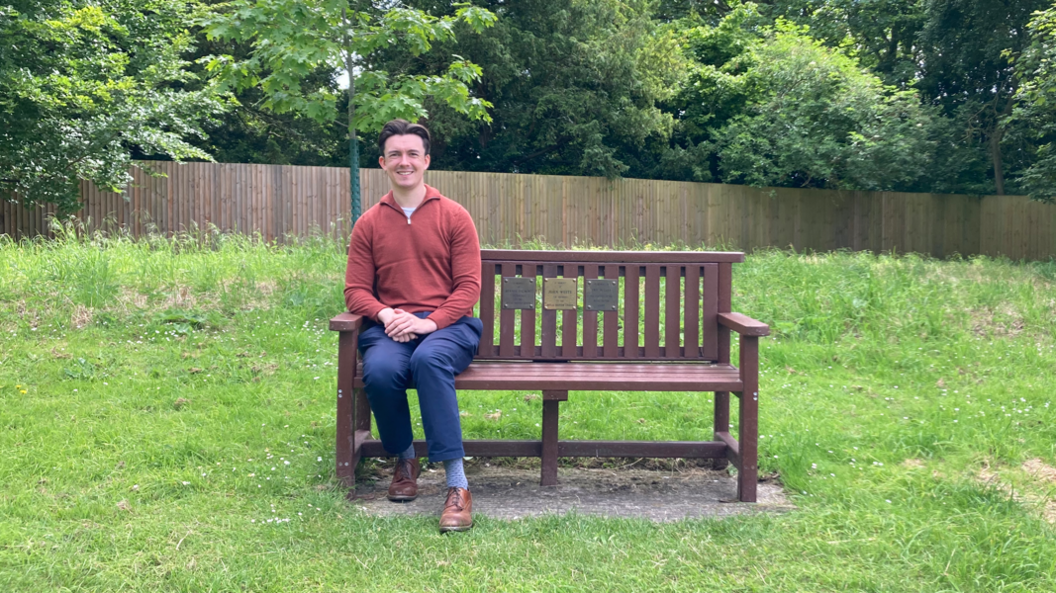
[
  {"x1": 541, "y1": 392, "x2": 566, "y2": 486},
  {"x1": 361, "y1": 439, "x2": 730, "y2": 459}
]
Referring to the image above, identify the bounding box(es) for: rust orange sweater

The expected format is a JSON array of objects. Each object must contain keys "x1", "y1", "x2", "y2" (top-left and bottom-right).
[{"x1": 344, "y1": 185, "x2": 481, "y2": 330}]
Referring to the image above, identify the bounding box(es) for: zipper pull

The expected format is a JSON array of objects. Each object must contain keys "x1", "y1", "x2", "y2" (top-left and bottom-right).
[{"x1": 407, "y1": 216, "x2": 411, "y2": 225}]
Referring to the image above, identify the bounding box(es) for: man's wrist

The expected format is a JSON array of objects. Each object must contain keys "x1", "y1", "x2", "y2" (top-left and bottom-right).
[{"x1": 376, "y1": 307, "x2": 394, "y2": 324}]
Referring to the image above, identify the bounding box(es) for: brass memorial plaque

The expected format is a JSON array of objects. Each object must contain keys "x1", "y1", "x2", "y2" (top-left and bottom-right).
[
  {"x1": 501, "y1": 277, "x2": 536, "y2": 309},
  {"x1": 584, "y1": 279, "x2": 619, "y2": 311},
  {"x1": 543, "y1": 278, "x2": 578, "y2": 310}
]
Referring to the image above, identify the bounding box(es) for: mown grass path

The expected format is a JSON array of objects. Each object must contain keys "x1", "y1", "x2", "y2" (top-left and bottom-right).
[{"x1": 1, "y1": 232, "x2": 1055, "y2": 592}]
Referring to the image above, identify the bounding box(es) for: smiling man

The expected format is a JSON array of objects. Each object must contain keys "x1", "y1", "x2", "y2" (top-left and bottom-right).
[{"x1": 343, "y1": 119, "x2": 482, "y2": 533}]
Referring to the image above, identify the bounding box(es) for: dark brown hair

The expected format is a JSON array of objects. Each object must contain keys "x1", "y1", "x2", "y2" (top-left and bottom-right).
[{"x1": 378, "y1": 119, "x2": 431, "y2": 156}]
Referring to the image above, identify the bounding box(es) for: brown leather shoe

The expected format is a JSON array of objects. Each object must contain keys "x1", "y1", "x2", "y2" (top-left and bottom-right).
[
  {"x1": 439, "y1": 487, "x2": 473, "y2": 533},
  {"x1": 387, "y1": 458, "x2": 420, "y2": 502}
]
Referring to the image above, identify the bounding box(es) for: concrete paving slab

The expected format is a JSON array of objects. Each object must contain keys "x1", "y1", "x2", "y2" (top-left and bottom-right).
[{"x1": 349, "y1": 465, "x2": 793, "y2": 522}]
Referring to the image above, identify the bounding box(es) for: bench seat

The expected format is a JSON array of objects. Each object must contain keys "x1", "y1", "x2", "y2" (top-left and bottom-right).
[{"x1": 354, "y1": 361, "x2": 744, "y2": 392}]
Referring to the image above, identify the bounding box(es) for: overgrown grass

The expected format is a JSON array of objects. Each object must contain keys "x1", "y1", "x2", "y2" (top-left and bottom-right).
[{"x1": 2, "y1": 229, "x2": 1055, "y2": 592}]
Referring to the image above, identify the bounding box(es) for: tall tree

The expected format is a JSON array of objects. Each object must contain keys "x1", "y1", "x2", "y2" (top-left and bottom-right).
[
  {"x1": 386, "y1": 0, "x2": 686, "y2": 179},
  {"x1": 202, "y1": 0, "x2": 496, "y2": 225},
  {"x1": 0, "y1": 0, "x2": 225, "y2": 213},
  {"x1": 916, "y1": 0, "x2": 1047, "y2": 195},
  {"x1": 187, "y1": 33, "x2": 349, "y2": 168}
]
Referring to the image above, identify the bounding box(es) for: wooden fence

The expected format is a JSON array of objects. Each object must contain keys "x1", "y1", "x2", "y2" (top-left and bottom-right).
[{"x1": 2, "y1": 161, "x2": 1055, "y2": 260}]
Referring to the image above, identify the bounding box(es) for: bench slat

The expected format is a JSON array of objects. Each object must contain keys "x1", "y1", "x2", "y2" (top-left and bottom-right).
[
  {"x1": 623, "y1": 264, "x2": 639, "y2": 359},
  {"x1": 644, "y1": 265, "x2": 661, "y2": 357},
  {"x1": 520, "y1": 266, "x2": 537, "y2": 357},
  {"x1": 541, "y1": 263, "x2": 559, "y2": 358},
  {"x1": 479, "y1": 260, "x2": 495, "y2": 357},
  {"x1": 602, "y1": 264, "x2": 620, "y2": 358},
  {"x1": 718, "y1": 262, "x2": 732, "y2": 363},
  {"x1": 499, "y1": 262, "x2": 517, "y2": 357},
  {"x1": 582, "y1": 263, "x2": 599, "y2": 357},
  {"x1": 561, "y1": 266, "x2": 578, "y2": 359},
  {"x1": 684, "y1": 265, "x2": 700, "y2": 359},
  {"x1": 703, "y1": 263, "x2": 718, "y2": 360},
  {"x1": 665, "y1": 265, "x2": 681, "y2": 358}
]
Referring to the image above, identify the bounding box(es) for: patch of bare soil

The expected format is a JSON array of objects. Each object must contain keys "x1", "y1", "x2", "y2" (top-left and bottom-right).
[
  {"x1": 977, "y1": 459, "x2": 1056, "y2": 525},
  {"x1": 71, "y1": 304, "x2": 93, "y2": 328},
  {"x1": 348, "y1": 465, "x2": 792, "y2": 522},
  {"x1": 968, "y1": 306, "x2": 1025, "y2": 338},
  {"x1": 116, "y1": 287, "x2": 148, "y2": 310},
  {"x1": 1022, "y1": 458, "x2": 1056, "y2": 484}
]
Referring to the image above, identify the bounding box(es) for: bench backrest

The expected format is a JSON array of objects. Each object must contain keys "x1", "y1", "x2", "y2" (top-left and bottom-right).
[{"x1": 475, "y1": 250, "x2": 742, "y2": 362}]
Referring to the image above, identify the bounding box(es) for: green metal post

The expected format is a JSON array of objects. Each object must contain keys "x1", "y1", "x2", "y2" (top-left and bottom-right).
[{"x1": 344, "y1": 7, "x2": 360, "y2": 230}]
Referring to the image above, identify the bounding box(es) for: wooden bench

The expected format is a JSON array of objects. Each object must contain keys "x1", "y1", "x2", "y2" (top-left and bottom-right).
[{"x1": 331, "y1": 250, "x2": 769, "y2": 502}]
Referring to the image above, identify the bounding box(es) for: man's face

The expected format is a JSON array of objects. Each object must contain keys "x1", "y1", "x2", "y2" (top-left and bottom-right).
[{"x1": 380, "y1": 134, "x2": 430, "y2": 191}]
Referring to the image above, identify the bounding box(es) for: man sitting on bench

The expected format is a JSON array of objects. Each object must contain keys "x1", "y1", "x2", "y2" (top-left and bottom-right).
[{"x1": 343, "y1": 119, "x2": 483, "y2": 533}]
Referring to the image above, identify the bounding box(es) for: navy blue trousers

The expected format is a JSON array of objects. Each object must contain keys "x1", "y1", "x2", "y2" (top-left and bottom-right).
[{"x1": 358, "y1": 312, "x2": 482, "y2": 463}]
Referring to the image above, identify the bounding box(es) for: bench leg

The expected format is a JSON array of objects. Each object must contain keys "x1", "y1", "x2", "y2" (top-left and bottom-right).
[
  {"x1": 337, "y1": 386, "x2": 372, "y2": 489},
  {"x1": 336, "y1": 388, "x2": 353, "y2": 487},
  {"x1": 738, "y1": 337, "x2": 759, "y2": 503},
  {"x1": 712, "y1": 391, "x2": 730, "y2": 470},
  {"x1": 336, "y1": 332, "x2": 358, "y2": 488},
  {"x1": 541, "y1": 391, "x2": 566, "y2": 486}
]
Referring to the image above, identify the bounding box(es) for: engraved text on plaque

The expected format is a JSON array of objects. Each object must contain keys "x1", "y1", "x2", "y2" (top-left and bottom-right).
[
  {"x1": 543, "y1": 278, "x2": 578, "y2": 310},
  {"x1": 584, "y1": 279, "x2": 619, "y2": 311},
  {"x1": 501, "y1": 277, "x2": 536, "y2": 309}
]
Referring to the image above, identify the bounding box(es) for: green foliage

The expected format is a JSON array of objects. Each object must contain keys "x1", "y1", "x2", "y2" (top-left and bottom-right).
[
  {"x1": 1012, "y1": 6, "x2": 1056, "y2": 203},
  {"x1": 760, "y1": 0, "x2": 1052, "y2": 196},
  {"x1": 200, "y1": 0, "x2": 496, "y2": 133},
  {"x1": 393, "y1": 0, "x2": 686, "y2": 178},
  {"x1": 0, "y1": 0, "x2": 227, "y2": 212},
  {"x1": 663, "y1": 8, "x2": 934, "y2": 191}
]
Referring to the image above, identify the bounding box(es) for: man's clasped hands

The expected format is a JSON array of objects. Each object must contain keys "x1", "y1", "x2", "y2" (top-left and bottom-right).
[{"x1": 376, "y1": 307, "x2": 438, "y2": 343}]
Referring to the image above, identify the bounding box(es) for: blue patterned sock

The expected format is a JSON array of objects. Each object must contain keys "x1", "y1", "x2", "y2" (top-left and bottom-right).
[
  {"x1": 398, "y1": 443, "x2": 416, "y2": 460},
  {"x1": 443, "y1": 458, "x2": 469, "y2": 490}
]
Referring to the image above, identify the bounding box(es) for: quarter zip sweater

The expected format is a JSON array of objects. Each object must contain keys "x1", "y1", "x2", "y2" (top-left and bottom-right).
[{"x1": 344, "y1": 185, "x2": 481, "y2": 330}]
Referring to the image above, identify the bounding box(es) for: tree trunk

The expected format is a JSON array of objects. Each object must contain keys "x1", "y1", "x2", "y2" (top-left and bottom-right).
[
  {"x1": 991, "y1": 130, "x2": 1005, "y2": 195},
  {"x1": 990, "y1": 97, "x2": 1016, "y2": 196}
]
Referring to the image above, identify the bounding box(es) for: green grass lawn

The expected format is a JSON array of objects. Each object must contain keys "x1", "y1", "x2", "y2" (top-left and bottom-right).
[{"x1": 2, "y1": 229, "x2": 1055, "y2": 592}]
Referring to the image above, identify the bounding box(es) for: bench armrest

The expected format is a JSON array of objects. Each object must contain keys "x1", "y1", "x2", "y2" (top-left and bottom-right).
[
  {"x1": 329, "y1": 312, "x2": 364, "y2": 332},
  {"x1": 717, "y1": 312, "x2": 770, "y2": 337}
]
